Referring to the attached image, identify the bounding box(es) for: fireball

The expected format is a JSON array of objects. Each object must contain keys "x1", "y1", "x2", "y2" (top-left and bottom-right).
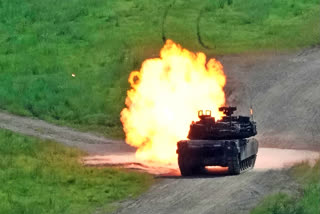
[{"x1": 121, "y1": 40, "x2": 226, "y2": 164}]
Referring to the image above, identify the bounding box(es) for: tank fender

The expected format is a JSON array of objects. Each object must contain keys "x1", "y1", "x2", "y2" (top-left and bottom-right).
[
  {"x1": 225, "y1": 141, "x2": 240, "y2": 161},
  {"x1": 176, "y1": 140, "x2": 188, "y2": 154},
  {"x1": 240, "y1": 138, "x2": 258, "y2": 161}
]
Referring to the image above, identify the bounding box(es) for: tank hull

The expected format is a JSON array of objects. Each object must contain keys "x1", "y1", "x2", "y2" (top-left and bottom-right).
[{"x1": 176, "y1": 138, "x2": 258, "y2": 175}]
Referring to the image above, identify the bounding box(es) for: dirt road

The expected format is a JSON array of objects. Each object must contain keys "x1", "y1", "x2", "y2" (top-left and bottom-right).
[
  {"x1": 0, "y1": 46, "x2": 319, "y2": 214},
  {"x1": 113, "y1": 46, "x2": 320, "y2": 214},
  {"x1": 222, "y1": 46, "x2": 320, "y2": 150},
  {"x1": 0, "y1": 111, "x2": 134, "y2": 155},
  {"x1": 114, "y1": 170, "x2": 298, "y2": 214}
]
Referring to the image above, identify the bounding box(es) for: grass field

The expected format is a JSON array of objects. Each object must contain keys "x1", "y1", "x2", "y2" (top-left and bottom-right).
[
  {"x1": 0, "y1": 0, "x2": 319, "y2": 137},
  {"x1": 0, "y1": 129, "x2": 153, "y2": 214},
  {"x1": 251, "y1": 159, "x2": 320, "y2": 214}
]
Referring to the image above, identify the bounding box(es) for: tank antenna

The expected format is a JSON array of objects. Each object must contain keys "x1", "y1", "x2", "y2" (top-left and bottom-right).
[
  {"x1": 250, "y1": 105, "x2": 254, "y2": 121},
  {"x1": 247, "y1": 85, "x2": 254, "y2": 121}
]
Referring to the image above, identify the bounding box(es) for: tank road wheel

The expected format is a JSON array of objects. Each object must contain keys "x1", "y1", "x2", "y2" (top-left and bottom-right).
[
  {"x1": 178, "y1": 154, "x2": 193, "y2": 176},
  {"x1": 228, "y1": 157, "x2": 240, "y2": 175}
]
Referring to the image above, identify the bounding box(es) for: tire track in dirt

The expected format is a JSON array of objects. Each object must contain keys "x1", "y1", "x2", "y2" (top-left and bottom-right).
[
  {"x1": 162, "y1": 1, "x2": 212, "y2": 49},
  {"x1": 113, "y1": 170, "x2": 300, "y2": 214},
  {"x1": 196, "y1": 8, "x2": 212, "y2": 49},
  {"x1": 162, "y1": 0, "x2": 177, "y2": 43}
]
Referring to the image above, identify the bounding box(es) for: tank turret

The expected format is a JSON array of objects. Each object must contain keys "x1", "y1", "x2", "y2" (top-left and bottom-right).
[{"x1": 188, "y1": 106, "x2": 257, "y2": 140}]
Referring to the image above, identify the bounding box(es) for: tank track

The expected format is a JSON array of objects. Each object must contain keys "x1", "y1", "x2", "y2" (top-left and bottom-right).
[
  {"x1": 178, "y1": 155, "x2": 203, "y2": 176},
  {"x1": 228, "y1": 155, "x2": 257, "y2": 175},
  {"x1": 178, "y1": 154, "x2": 257, "y2": 176}
]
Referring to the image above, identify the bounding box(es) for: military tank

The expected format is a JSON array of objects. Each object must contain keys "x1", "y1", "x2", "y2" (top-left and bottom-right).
[{"x1": 176, "y1": 106, "x2": 258, "y2": 176}]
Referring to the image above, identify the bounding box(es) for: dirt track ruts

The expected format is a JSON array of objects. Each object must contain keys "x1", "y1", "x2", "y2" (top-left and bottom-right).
[
  {"x1": 161, "y1": 0, "x2": 176, "y2": 43},
  {"x1": 114, "y1": 170, "x2": 299, "y2": 214},
  {"x1": 196, "y1": 8, "x2": 212, "y2": 49}
]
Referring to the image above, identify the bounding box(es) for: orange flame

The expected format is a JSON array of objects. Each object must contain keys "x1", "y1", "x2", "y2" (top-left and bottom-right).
[{"x1": 121, "y1": 40, "x2": 226, "y2": 164}]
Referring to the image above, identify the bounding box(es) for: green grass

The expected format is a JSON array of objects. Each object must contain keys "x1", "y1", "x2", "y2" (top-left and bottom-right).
[
  {"x1": 0, "y1": 129, "x2": 153, "y2": 214},
  {"x1": 200, "y1": 0, "x2": 320, "y2": 53},
  {"x1": 0, "y1": 0, "x2": 319, "y2": 137},
  {"x1": 251, "y1": 159, "x2": 320, "y2": 214}
]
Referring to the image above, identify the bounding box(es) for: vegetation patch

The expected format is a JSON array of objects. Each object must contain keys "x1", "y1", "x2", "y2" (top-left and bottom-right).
[
  {"x1": 251, "y1": 159, "x2": 320, "y2": 214},
  {"x1": 0, "y1": 129, "x2": 153, "y2": 214},
  {"x1": 0, "y1": 0, "x2": 319, "y2": 137},
  {"x1": 200, "y1": 0, "x2": 320, "y2": 53}
]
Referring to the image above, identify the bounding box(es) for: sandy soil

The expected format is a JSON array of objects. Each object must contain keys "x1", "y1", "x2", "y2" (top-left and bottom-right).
[
  {"x1": 0, "y1": 46, "x2": 319, "y2": 214},
  {"x1": 114, "y1": 170, "x2": 299, "y2": 214}
]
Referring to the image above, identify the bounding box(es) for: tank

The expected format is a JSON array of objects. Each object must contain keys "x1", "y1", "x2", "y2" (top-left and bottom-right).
[{"x1": 176, "y1": 106, "x2": 258, "y2": 176}]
